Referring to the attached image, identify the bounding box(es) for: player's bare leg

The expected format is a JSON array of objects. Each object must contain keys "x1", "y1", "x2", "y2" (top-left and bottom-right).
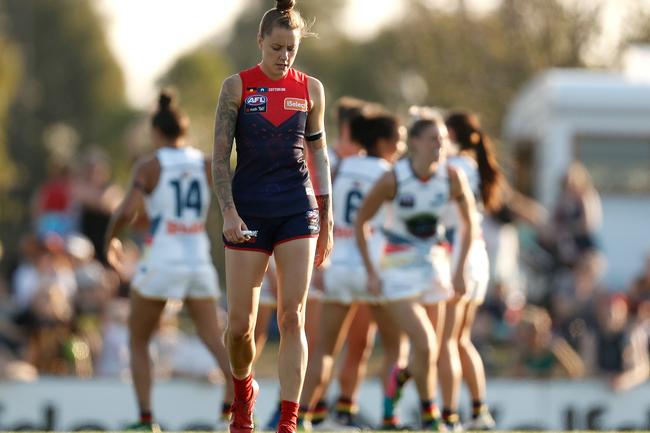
[
  {"x1": 438, "y1": 297, "x2": 466, "y2": 429},
  {"x1": 185, "y1": 298, "x2": 235, "y2": 419},
  {"x1": 274, "y1": 237, "x2": 317, "y2": 432},
  {"x1": 305, "y1": 296, "x2": 323, "y2": 352},
  {"x1": 383, "y1": 300, "x2": 440, "y2": 428},
  {"x1": 254, "y1": 303, "x2": 276, "y2": 363},
  {"x1": 459, "y1": 301, "x2": 495, "y2": 430},
  {"x1": 128, "y1": 291, "x2": 166, "y2": 428},
  {"x1": 426, "y1": 302, "x2": 446, "y2": 352},
  {"x1": 300, "y1": 302, "x2": 354, "y2": 412},
  {"x1": 334, "y1": 304, "x2": 376, "y2": 424},
  {"x1": 371, "y1": 305, "x2": 409, "y2": 428},
  {"x1": 225, "y1": 249, "x2": 269, "y2": 433}
]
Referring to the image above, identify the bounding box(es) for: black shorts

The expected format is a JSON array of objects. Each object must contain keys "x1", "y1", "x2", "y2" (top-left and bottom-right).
[{"x1": 223, "y1": 209, "x2": 320, "y2": 255}]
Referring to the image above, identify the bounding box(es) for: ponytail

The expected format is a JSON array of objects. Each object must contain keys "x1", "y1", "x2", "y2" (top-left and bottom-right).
[
  {"x1": 151, "y1": 89, "x2": 189, "y2": 140},
  {"x1": 474, "y1": 131, "x2": 503, "y2": 212},
  {"x1": 445, "y1": 112, "x2": 503, "y2": 212}
]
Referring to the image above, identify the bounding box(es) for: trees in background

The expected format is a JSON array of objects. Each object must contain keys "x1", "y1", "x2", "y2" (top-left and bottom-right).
[
  {"x1": 0, "y1": 0, "x2": 132, "y2": 266},
  {"x1": 208, "y1": 0, "x2": 604, "y2": 136},
  {"x1": 0, "y1": 37, "x2": 21, "y2": 191},
  {"x1": 1, "y1": 0, "x2": 131, "y2": 179},
  {"x1": 157, "y1": 48, "x2": 232, "y2": 153}
]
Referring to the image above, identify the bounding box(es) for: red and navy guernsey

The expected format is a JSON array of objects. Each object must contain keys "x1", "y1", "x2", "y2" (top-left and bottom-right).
[{"x1": 232, "y1": 65, "x2": 318, "y2": 218}]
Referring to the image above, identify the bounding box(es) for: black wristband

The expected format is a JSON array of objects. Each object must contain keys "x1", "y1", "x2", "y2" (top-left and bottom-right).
[{"x1": 305, "y1": 130, "x2": 323, "y2": 142}]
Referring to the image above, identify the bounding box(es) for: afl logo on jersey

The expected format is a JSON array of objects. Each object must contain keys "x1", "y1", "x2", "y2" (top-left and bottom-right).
[
  {"x1": 398, "y1": 194, "x2": 416, "y2": 208},
  {"x1": 284, "y1": 97, "x2": 308, "y2": 112},
  {"x1": 245, "y1": 94, "x2": 267, "y2": 113}
]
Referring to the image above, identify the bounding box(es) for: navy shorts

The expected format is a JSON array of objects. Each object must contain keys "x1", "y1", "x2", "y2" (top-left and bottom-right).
[{"x1": 223, "y1": 209, "x2": 320, "y2": 255}]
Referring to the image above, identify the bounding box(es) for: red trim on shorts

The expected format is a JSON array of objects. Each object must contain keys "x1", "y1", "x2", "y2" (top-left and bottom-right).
[
  {"x1": 273, "y1": 234, "x2": 319, "y2": 247},
  {"x1": 439, "y1": 241, "x2": 452, "y2": 253},
  {"x1": 225, "y1": 245, "x2": 272, "y2": 256}
]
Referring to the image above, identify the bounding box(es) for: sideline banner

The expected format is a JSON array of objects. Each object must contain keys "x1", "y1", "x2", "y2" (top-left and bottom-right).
[{"x1": 0, "y1": 378, "x2": 648, "y2": 431}]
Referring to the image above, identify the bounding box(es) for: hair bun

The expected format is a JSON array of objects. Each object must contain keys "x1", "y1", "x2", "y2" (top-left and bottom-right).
[
  {"x1": 158, "y1": 91, "x2": 174, "y2": 111},
  {"x1": 275, "y1": 0, "x2": 295, "y2": 12}
]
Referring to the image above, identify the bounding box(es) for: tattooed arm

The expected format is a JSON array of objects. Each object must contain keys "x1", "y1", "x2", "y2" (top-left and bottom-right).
[
  {"x1": 212, "y1": 74, "x2": 248, "y2": 243},
  {"x1": 306, "y1": 76, "x2": 333, "y2": 267}
]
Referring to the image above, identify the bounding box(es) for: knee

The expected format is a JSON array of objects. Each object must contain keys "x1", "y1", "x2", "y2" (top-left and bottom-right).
[
  {"x1": 458, "y1": 335, "x2": 472, "y2": 351},
  {"x1": 227, "y1": 314, "x2": 255, "y2": 343},
  {"x1": 128, "y1": 325, "x2": 153, "y2": 348},
  {"x1": 279, "y1": 309, "x2": 303, "y2": 335},
  {"x1": 346, "y1": 344, "x2": 367, "y2": 363},
  {"x1": 440, "y1": 336, "x2": 458, "y2": 355},
  {"x1": 413, "y1": 338, "x2": 436, "y2": 364},
  {"x1": 129, "y1": 334, "x2": 149, "y2": 350}
]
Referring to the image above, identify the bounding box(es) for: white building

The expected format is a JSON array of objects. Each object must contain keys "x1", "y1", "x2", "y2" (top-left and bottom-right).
[{"x1": 503, "y1": 60, "x2": 650, "y2": 288}]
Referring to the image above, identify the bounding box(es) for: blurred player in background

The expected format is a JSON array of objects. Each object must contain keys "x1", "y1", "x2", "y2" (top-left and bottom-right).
[
  {"x1": 299, "y1": 109, "x2": 400, "y2": 430},
  {"x1": 439, "y1": 111, "x2": 500, "y2": 430},
  {"x1": 263, "y1": 97, "x2": 377, "y2": 430},
  {"x1": 356, "y1": 114, "x2": 478, "y2": 431},
  {"x1": 105, "y1": 90, "x2": 234, "y2": 431}
]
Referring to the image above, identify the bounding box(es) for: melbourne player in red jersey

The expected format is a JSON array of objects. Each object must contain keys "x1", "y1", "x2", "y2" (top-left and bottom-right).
[{"x1": 211, "y1": 1, "x2": 333, "y2": 433}]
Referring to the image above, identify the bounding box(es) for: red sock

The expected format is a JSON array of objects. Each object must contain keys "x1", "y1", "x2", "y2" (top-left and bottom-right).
[
  {"x1": 232, "y1": 374, "x2": 253, "y2": 402},
  {"x1": 278, "y1": 400, "x2": 300, "y2": 433},
  {"x1": 139, "y1": 410, "x2": 152, "y2": 424}
]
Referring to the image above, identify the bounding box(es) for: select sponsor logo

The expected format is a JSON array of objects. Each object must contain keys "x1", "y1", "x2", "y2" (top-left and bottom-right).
[
  {"x1": 245, "y1": 94, "x2": 267, "y2": 113},
  {"x1": 167, "y1": 221, "x2": 205, "y2": 234},
  {"x1": 284, "y1": 97, "x2": 308, "y2": 112}
]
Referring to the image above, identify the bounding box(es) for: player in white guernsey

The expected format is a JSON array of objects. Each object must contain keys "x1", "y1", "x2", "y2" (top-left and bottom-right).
[
  {"x1": 258, "y1": 98, "x2": 376, "y2": 430},
  {"x1": 300, "y1": 110, "x2": 400, "y2": 429},
  {"x1": 356, "y1": 115, "x2": 478, "y2": 431},
  {"x1": 437, "y1": 111, "x2": 502, "y2": 430},
  {"x1": 105, "y1": 91, "x2": 233, "y2": 430}
]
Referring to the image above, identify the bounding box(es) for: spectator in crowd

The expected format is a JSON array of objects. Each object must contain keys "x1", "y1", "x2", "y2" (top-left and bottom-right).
[
  {"x1": 551, "y1": 253, "x2": 605, "y2": 351},
  {"x1": 609, "y1": 298, "x2": 649, "y2": 391},
  {"x1": 32, "y1": 161, "x2": 76, "y2": 238},
  {"x1": 75, "y1": 149, "x2": 123, "y2": 264},
  {"x1": 628, "y1": 254, "x2": 650, "y2": 311},
  {"x1": 584, "y1": 294, "x2": 650, "y2": 392},
  {"x1": 511, "y1": 306, "x2": 585, "y2": 378},
  {"x1": 11, "y1": 235, "x2": 45, "y2": 312},
  {"x1": 15, "y1": 283, "x2": 79, "y2": 375},
  {"x1": 542, "y1": 161, "x2": 603, "y2": 271},
  {"x1": 12, "y1": 234, "x2": 78, "y2": 312}
]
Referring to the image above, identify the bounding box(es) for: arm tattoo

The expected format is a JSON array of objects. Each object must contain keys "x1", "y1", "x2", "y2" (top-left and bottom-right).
[
  {"x1": 212, "y1": 80, "x2": 239, "y2": 213},
  {"x1": 315, "y1": 194, "x2": 330, "y2": 222}
]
